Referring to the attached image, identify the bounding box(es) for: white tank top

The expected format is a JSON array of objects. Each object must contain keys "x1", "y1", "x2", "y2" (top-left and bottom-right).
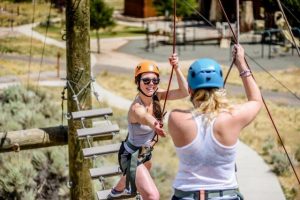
[{"x1": 173, "y1": 113, "x2": 238, "y2": 191}]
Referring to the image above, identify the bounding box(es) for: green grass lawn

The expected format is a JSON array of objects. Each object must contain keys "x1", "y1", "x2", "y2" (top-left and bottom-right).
[{"x1": 0, "y1": 35, "x2": 65, "y2": 58}]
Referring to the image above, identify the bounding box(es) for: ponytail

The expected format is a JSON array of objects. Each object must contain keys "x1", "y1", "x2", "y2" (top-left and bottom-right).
[{"x1": 152, "y1": 93, "x2": 163, "y2": 121}]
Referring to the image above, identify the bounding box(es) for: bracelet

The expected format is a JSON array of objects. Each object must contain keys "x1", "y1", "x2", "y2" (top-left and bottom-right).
[{"x1": 239, "y1": 69, "x2": 252, "y2": 77}]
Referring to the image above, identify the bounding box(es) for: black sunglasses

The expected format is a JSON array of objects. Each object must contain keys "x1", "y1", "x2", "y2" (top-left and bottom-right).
[{"x1": 140, "y1": 78, "x2": 160, "y2": 85}]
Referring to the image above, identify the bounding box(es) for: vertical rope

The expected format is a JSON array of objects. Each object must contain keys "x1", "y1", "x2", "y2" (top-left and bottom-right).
[
  {"x1": 152, "y1": 0, "x2": 177, "y2": 147},
  {"x1": 218, "y1": 0, "x2": 300, "y2": 185},
  {"x1": 161, "y1": 0, "x2": 176, "y2": 116},
  {"x1": 36, "y1": 0, "x2": 53, "y2": 92},
  {"x1": 26, "y1": 0, "x2": 36, "y2": 89},
  {"x1": 275, "y1": 0, "x2": 300, "y2": 57},
  {"x1": 236, "y1": 0, "x2": 239, "y2": 44}
]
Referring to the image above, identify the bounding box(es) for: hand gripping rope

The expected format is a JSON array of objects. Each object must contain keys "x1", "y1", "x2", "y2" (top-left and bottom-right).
[
  {"x1": 151, "y1": 0, "x2": 177, "y2": 147},
  {"x1": 217, "y1": 0, "x2": 300, "y2": 185}
]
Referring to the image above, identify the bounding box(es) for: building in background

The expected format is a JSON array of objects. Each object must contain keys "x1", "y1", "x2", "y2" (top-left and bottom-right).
[{"x1": 124, "y1": 0, "x2": 156, "y2": 18}]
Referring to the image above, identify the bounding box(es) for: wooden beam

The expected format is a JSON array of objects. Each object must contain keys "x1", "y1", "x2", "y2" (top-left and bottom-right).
[
  {"x1": 0, "y1": 126, "x2": 68, "y2": 153},
  {"x1": 0, "y1": 126, "x2": 113, "y2": 153}
]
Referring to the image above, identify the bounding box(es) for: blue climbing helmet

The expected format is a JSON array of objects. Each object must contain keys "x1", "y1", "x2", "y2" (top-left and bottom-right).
[{"x1": 187, "y1": 58, "x2": 224, "y2": 90}]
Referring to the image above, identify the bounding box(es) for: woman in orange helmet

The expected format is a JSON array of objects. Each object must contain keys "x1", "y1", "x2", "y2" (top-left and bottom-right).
[{"x1": 108, "y1": 54, "x2": 189, "y2": 200}]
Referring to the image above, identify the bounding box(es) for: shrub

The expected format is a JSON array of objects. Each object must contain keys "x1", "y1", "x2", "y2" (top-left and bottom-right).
[
  {"x1": 270, "y1": 151, "x2": 290, "y2": 176},
  {"x1": 0, "y1": 85, "x2": 66, "y2": 199},
  {"x1": 262, "y1": 135, "x2": 275, "y2": 156},
  {"x1": 295, "y1": 146, "x2": 300, "y2": 162},
  {"x1": 0, "y1": 85, "x2": 60, "y2": 131}
]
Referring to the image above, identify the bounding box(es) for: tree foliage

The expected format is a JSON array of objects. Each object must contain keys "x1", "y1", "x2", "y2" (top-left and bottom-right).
[
  {"x1": 90, "y1": 0, "x2": 115, "y2": 53},
  {"x1": 90, "y1": 0, "x2": 115, "y2": 31},
  {"x1": 153, "y1": 0, "x2": 198, "y2": 18}
]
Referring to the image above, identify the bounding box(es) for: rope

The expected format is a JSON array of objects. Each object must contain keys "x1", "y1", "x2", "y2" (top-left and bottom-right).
[
  {"x1": 26, "y1": 0, "x2": 36, "y2": 89},
  {"x1": 151, "y1": 0, "x2": 177, "y2": 147},
  {"x1": 281, "y1": 2, "x2": 300, "y2": 24},
  {"x1": 217, "y1": 0, "x2": 300, "y2": 185},
  {"x1": 236, "y1": 0, "x2": 240, "y2": 44},
  {"x1": 36, "y1": 0, "x2": 53, "y2": 92},
  {"x1": 181, "y1": 0, "x2": 300, "y2": 102},
  {"x1": 275, "y1": 0, "x2": 300, "y2": 57},
  {"x1": 245, "y1": 53, "x2": 300, "y2": 101},
  {"x1": 161, "y1": 0, "x2": 177, "y2": 116}
]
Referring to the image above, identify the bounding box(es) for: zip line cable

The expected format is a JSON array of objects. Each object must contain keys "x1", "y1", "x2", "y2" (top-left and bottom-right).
[
  {"x1": 275, "y1": 0, "x2": 300, "y2": 57},
  {"x1": 281, "y1": 2, "x2": 300, "y2": 24},
  {"x1": 26, "y1": 0, "x2": 36, "y2": 89},
  {"x1": 216, "y1": 0, "x2": 238, "y2": 86},
  {"x1": 182, "y1": 0, "x2": 300, "y2": 102},
  {"x1": 217, "y1": 0, "x2": 300, "y2": 185},
  {"x1": 36, "y1": 1, "x2": 53, "y2": 92},
  {"x1": 224, "y1": 0, "x2": 240, "y2": 85},
  {"x1": 245, "y1": 53, "x2": 300, "y2": 101},
  {"x1": 236, "y1": 0, "x2": 240, "y2": 44}
]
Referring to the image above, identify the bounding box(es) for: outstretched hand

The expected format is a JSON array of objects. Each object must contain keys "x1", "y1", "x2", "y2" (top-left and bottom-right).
[
  {"x1": 154, "y1": 121, "x2": 167, "y2": 137},
  {"x1": 169, "y1": 53, "x2": 179, "y2": 69}
]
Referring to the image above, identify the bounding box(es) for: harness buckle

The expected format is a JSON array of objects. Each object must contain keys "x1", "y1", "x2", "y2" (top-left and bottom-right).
[{"x1": 138, "y1": 146, "x2": 152, "y2": 158}]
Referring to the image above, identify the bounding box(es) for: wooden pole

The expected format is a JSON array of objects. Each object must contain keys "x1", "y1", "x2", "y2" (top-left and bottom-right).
[
  {"x1": 0, "y1": 127, "x2": 112, "y2": 153},
  {"x1": 57, "y1": 52, "x2": 61, "y2": 78},
  {"x1": 0, "y1": 126, "x2": 68, "y2": 153},
  {"x1": 66, "y1": 0, "x2": 94, "y2": 198}
]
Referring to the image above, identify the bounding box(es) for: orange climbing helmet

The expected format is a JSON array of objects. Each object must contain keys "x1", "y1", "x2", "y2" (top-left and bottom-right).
[{"x1": 134, "y1": 60, "x2": 160, "y2": 78}]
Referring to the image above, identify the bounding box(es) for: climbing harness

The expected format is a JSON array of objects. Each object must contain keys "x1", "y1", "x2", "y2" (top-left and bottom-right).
[
  {"x1": 119, "y1": 139, "x2": 153, "y2": 194},
  {"x1": 173, "y1": 188, "x2": 244, "y2": 200}
]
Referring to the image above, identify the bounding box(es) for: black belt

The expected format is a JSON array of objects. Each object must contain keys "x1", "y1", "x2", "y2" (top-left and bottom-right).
[{"x1": 174, "y1": 188, "x2": 243, "y2": 200}]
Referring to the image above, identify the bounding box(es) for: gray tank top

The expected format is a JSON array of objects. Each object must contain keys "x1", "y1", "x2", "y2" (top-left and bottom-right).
[{"x1": 124, "y1": 97, "x2": 155, "y2": 153}]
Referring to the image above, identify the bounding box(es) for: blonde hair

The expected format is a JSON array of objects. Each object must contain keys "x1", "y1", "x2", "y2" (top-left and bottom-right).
[{"x1": 191, "y1": 88, "x2": 231, "y2": 120}]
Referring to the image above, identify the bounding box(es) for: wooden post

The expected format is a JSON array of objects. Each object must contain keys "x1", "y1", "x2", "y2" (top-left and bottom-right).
[
  {"x1": 0, "y1": 127, "x2": 112, "y2": 153},
  {"x1": 240, "y1": 1, "x2": 254, "y2": 32},
  {"x1": 65, "y1": 0, "x2": 94, "y2": 199},
  {"x1": 0, "y1": 126, "x2": 68, "y2": 153},
  {"x1": 57, "y1": 52, "x2": 61, "y2": 78}
]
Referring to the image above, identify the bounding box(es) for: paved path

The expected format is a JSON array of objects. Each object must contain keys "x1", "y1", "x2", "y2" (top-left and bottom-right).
[{"x1": 0, "y1": 22, "x2": 288, "y2": 199}]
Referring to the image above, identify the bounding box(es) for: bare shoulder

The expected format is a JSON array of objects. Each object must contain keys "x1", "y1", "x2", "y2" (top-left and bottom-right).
[
  {"x1": 168, "y1": 109, "x2": 194, "y2": 130},
  {"x1": 168, "y1": 109, "x2": 197, "y2": 147},
  {"x1": 129, "y1": 100, "x2": 146, "y2": 123},
  {"x1": 169, "y1": 109, "x2": 192, "y2": 121}
]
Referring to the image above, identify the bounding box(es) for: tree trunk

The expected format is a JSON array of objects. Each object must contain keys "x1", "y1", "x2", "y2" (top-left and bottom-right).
[
  {"x1": 96, "y1": 29, "x2": 100, "y2": 54},
  {"x1": 241, "y1": 1, "x2": 254, "y2": 32},
  {"x1": 65, "y1": 0, "x2": 94, "y2": 199},
  {"x1": 210, "y1": 0, "x2": 222, "y2": 22}
]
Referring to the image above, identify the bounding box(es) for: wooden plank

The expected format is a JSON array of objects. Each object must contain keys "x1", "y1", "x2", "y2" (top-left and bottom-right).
[
  {"x1": 71, "y1": 108, "x2": 113, "y2": 120},
  {"x1": 90, "y1": 165, "x2": 122, "y2": 179},
  {"x1": 76, "y1": 124, "x2": 119, "y2": 139},
  {"x1": 96, "y1": 189, "x2": 136, "y2": 200},
  {"x1": 83, "y1": 143, "x2": 121, "y2": 158}
]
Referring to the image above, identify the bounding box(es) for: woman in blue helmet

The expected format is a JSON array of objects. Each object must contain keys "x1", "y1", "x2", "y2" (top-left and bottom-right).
[{"x1": 168, "y1": 44, "x2": 262, "y2": 200}]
